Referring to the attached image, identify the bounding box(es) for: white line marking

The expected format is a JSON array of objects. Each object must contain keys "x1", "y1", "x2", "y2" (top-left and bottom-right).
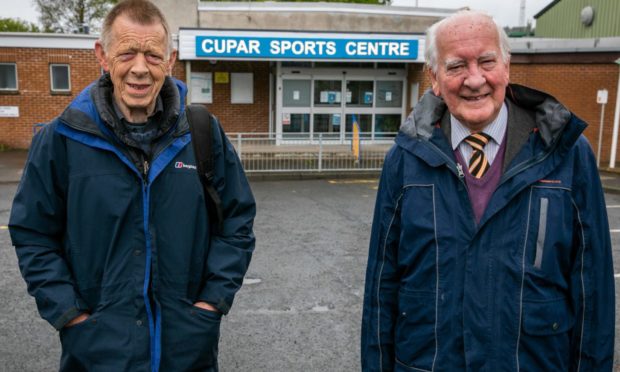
[
  {"x1": 243, "y1": 278, "x2": 262, "y2": 285},
  {"x1": 0, "y1": 226, "x2": 7, "y2": 230},
  {"x1": 610, "y1": 229, "x2": 620, "y2": 233},
  {"x1": 606, "y1": 205, "x2": 620, "y2": 208},
  {"x1": 615, "y1": 274, "x2": 620, "y2": 279}
]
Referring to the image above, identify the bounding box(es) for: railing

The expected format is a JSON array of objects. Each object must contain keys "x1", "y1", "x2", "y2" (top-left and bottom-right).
[{"x1": 226, "y1": 132, "x2": 396, "y2": 173}]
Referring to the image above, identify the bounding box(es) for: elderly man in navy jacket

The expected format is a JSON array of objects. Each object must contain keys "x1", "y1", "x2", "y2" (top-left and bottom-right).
[
  {"x1": 9, "y1": 1, "x2": 255, "y2": 370},
  {"x1": 361, "y1": 10, "x2": 614, "y2": 371}
]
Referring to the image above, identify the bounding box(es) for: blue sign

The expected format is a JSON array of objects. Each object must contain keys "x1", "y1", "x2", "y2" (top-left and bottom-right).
[{"x1": 196, "y1": 36, "x2": 418, "y2": 60}]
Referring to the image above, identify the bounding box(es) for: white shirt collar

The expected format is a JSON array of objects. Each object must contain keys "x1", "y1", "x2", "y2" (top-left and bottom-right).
[{"x1": 450, "y1": 102, "x2": 508, "y2": 150}]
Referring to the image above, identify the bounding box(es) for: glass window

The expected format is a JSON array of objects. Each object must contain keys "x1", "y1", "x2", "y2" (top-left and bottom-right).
[
  {"x1": 376, "y1": 81, "x2": 403, "y2": 108},
  {"x1": 50, "y1": 64, "x2": 70, "y2": 92},
  {"x1": 313, "y1": 114, "x2": 341, "y2": 140},
  {"x1": 346, "y1": 81, "x2": 374, "y2": 107},
  {"x1": 375, "y1": 114, "x2": 402, "y2": 137},
  {"x1": 345, "y1": 114, "x2": 372, "y2": 138},
  {"x1": 0, "y1": 63, "x2": 18, "y2": 90},
  {"x1": 283, "y1": 80, "x2": 311, "y2": 107},
  {"x1": 314, "y1": 80, "x2": 341, "y2": 107},
  {"x1": 282, "y1": 114, "x2": 310, "y2": 137}
]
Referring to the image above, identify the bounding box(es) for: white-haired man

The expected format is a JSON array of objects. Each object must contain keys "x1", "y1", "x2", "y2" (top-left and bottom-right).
[{"x1": 361, "y1": 10, "x2": 614, "y2": 371}]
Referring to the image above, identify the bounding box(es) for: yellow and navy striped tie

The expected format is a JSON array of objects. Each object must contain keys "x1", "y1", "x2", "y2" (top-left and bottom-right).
[{"x1": 464, "y1": 133, "x2": 492, "y2": 179}]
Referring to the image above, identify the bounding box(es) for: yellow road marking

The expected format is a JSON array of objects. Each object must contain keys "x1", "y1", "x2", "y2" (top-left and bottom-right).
[{"x1": 328, "y1": 179, "x2": 378, "y2": 184}]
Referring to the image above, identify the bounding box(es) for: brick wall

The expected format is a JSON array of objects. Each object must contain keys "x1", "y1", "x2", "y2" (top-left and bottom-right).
[
  {"x1": 0, "y1": 47, "x2": 101, "y2": 149},
  {"x1": 189, "y1": 61, "x2": 270, "y2": 134},
  {"x1": 2, "y1": 44, "x2": 619, "y2": 164},
  {"x1": 510, "y1": 63, "x2": 619, "y2": 164}
]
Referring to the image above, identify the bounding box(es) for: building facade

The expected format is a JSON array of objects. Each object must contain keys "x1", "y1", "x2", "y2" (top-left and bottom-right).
[
  {"x1": 535, "y1": 0, "x2": 620, "y2": 38},
  {"x1": 1, "y1": 2, "x2": 620, "y2": 166}
]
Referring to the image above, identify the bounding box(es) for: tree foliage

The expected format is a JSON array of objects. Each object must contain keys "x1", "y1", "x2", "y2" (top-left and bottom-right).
[
  {"x1": 210, "y1": 0, "x2": 386, "y2": 3},
  {"x1": 0, "y1": 18, "x2": 41, "y2": 32},
  {"x1": 35, "y1": 0, "x2": 118, "y2": 34}
]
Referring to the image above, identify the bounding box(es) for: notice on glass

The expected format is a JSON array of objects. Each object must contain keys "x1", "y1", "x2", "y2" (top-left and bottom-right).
[
  {"x1": 333, "y1": 114, "x2": 341, "y2": 126},
  {"x1": 320, "y1": 91, "x2": 328, "y2": 103},
  {"x1": 282, "y1": 113, "x2": 291, "y2": 125},
  {"x1": 346, "y1": 91, "x2": 352, "y2": 103},
  {"x1": 293, "y1": 90, "x2": 300, "y2": 100},
  {"x1": 385, "y1": 91, "x2": 392, "y2": 102}
]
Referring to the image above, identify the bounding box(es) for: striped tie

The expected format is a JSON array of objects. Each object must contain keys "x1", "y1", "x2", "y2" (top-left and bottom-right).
[{"x1": 464, "y1": 132, "x2": 492, "y2": 179}]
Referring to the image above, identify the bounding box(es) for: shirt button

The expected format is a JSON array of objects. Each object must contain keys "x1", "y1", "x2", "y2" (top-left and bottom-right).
[
  {"x1": 552, "y1": 322, "x2": 559, "y2": 331},
  {"x1": 133, "y1": 249, "x2": 142, "y2": 256},
  {"x1": 136, "y1": 319, "x2": 143, "y2": 326}
]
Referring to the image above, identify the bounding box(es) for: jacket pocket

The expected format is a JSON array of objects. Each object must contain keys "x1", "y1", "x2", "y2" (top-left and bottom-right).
[
  {"x1": 394, "y1": 290, "x2": 436, "y2": 371},
  {"x1": 59, "y1": 312, "x2": 133, "y2": 371},
  {"x1": 160, "y1": 299, "x2": 221, "y2": 371},
  {"x1": 519, "y1": 297, "x2": 574, "y2": 371}
]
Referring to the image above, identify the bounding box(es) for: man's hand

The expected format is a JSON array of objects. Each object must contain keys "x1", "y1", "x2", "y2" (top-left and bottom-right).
[
  {"x1": 64, "y1": 313, "x2": 90, "y2": 328},
  {"x1": 193, "y1": 301, "x2": 220, "y2": 313}
]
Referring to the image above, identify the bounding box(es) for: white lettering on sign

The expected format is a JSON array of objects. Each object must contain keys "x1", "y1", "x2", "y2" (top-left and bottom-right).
[
  {"x1": 345, "y1": 41, "x2": 409, "y2": 56},
  {"x1": 270, "y1": 40, "x2": 336, "y2": 56},
  {"x1": 201, "y1": 39, "x2": 260, "y2": 55}
]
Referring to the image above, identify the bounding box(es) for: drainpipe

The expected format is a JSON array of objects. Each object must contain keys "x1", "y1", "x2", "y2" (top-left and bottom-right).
[{"x1": 609, "y1": 58, "x2": 620, "y2": 168}]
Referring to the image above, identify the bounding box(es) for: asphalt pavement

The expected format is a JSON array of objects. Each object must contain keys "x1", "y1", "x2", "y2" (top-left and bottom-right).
[{"x1": 1, "y1": 150, "x2": 620, "y2": 371}]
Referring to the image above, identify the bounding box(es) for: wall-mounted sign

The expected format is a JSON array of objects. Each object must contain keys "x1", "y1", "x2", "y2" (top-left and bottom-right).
[
  {"x1": 180, "y1": 30, "x2": 422, "y2": 62},
  {"x1": 215, "y1": 72, "x2": 229, "y2": 84},
  {"x1": 597, "y1": 89, "x2": 608, "y2": 104},
  {"x1": 0, "y1": 106, "x2": 19, "y2": 117}
]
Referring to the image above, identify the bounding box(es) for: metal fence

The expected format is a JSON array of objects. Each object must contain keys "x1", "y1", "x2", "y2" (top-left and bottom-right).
[{"x1": 226, "y1": 132, "x2": 396, "y2": 173}]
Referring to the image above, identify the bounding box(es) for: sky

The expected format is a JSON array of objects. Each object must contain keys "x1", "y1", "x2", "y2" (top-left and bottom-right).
[{"x1": 1, "y1": 0, "x2": 553, "y2": 28}]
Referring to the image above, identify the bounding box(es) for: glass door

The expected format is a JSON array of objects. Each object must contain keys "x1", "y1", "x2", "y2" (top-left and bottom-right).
[
  {"x1": 312, "y1": 78, "x2": 343, "y2": 142},
  {"x1": 345, "y1": 78, "x2": 374, "y2": 141},
  {"x1": 280, "y1": 77, "x2": 312, "y2": 141}
]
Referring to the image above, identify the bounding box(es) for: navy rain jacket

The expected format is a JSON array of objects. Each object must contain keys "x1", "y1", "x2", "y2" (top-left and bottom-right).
[
  {"x1": 9, "y1": 75, "x2": 256, "y2": 371},
  {"x1": 361, "y1": 85, "x2": 614, "y2": 371}
]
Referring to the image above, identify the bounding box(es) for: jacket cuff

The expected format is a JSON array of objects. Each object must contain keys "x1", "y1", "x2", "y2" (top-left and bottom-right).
[
  {"x1": 52, "y1": 306, "x2": 82, "y2": 330},
  {"x1": 197, "y1": 284, "x2": 232, "y2": 315},
  {"x1": 51, "y1": 298, "x2": 90, "y2": 330}
]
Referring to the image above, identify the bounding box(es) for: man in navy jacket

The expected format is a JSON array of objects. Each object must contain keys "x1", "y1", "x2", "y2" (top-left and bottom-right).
[
  {"x1": 9, "y1": 1, "x2": 255, "y2": 370},
  {"x1": 361, "y1": 10, "x2": 614, "y2": 371}
]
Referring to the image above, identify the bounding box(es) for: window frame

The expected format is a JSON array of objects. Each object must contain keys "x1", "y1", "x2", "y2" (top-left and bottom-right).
[
  {"x1": 49, "y1": 63, "x2": 71, "y2": 92},
  {"x1": 0, "y1": 63, "x2": 18, "y2": 91}
]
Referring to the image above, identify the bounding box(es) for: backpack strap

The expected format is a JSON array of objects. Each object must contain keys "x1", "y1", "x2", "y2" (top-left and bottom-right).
[{"x1": 186, "y1": 104, "x2": 224, "y2": 232}]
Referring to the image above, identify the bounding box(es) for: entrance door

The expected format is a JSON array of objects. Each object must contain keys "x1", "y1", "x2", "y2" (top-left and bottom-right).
[
  {"x1": 312, "y1": 77, "x2": 344, "y2": 142},
  {"x1": 276, "y1": 63, "x2": 407, "y2": 144}
]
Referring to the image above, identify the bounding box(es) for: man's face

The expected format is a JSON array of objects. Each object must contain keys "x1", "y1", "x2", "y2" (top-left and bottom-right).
[
  {"x1": 429, "y1": 15, "x2": 509, "y2": 132},
  {"x1": 95, "y1": 15, "x2": 177, "y2": 122}
]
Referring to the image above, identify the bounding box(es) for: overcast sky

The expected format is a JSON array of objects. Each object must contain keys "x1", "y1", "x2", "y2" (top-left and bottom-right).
[{"x1": 1, "y1": 0, "x2": 553, "y2": 28}]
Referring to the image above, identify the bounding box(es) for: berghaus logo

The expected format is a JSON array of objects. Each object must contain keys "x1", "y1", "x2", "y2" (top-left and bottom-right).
[{"x1": 175, "y1": 162, "x2": 197, "y2": 170}]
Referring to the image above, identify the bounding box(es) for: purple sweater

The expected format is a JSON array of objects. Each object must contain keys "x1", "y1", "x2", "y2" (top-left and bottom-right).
[{"x1": 455, "y1": 137, "x2": 507, "y2": 224}]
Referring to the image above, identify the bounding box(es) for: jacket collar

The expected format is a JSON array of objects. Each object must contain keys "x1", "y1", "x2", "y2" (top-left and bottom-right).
[
  {"x1": 396, "y1": 84, "x2": 585, "y2": 166},
  {"x1": 58, "y1": 74, "x2": 189, "y2": 141}
]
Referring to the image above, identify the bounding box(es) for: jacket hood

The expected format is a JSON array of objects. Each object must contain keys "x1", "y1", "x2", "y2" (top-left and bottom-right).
[
  {"x1": 400, "y1": 84, "x2": 575, "y2": 149},
  {"x1": 58, "y1": 74, "x2": 188, "y2": 140}
]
